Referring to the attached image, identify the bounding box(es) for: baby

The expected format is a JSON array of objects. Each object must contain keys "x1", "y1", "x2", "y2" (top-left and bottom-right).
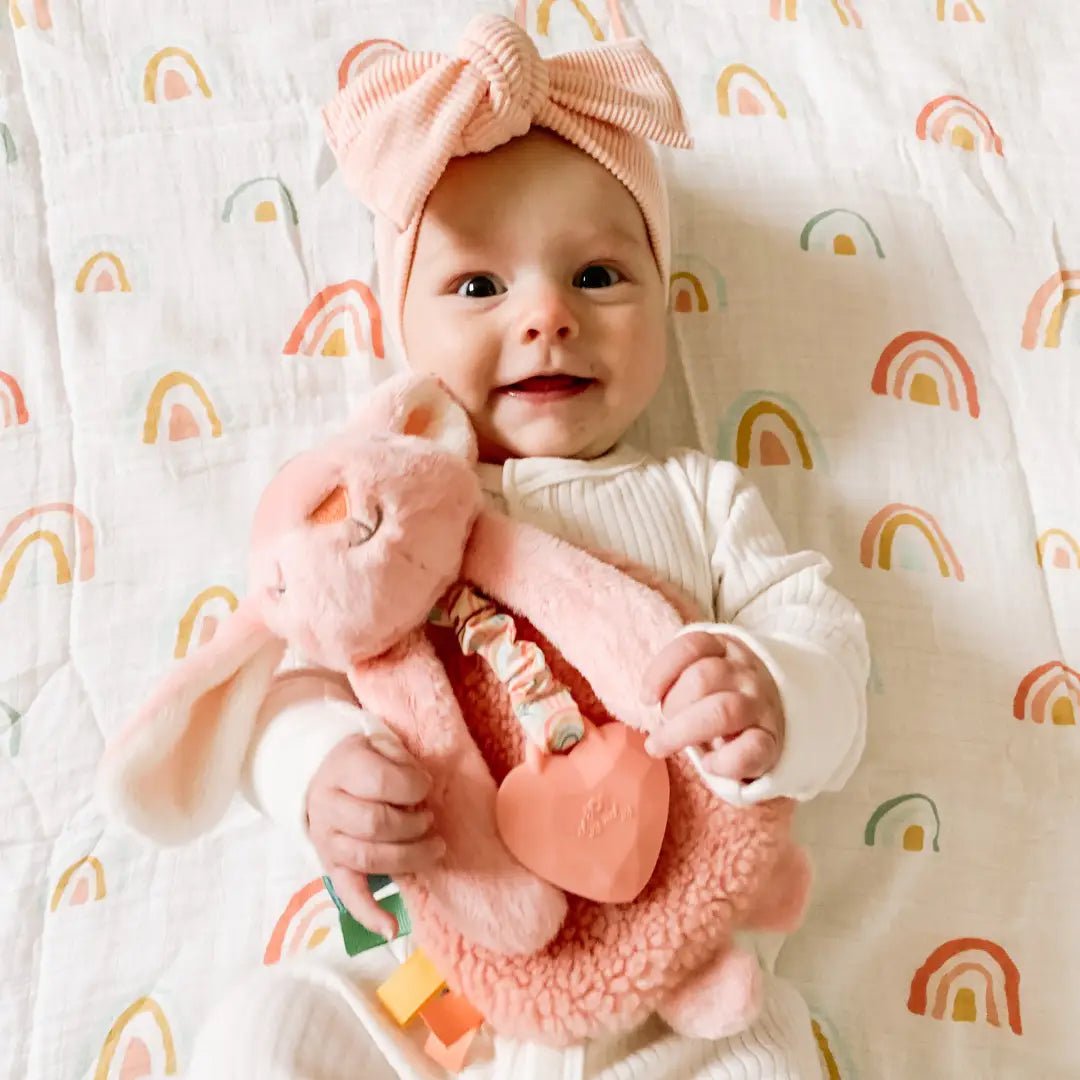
[{"x1": 193, "y1": 14, "x2": 868, "y2": 1079}]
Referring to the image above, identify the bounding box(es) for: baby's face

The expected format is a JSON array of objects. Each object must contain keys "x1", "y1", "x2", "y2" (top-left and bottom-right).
[{"x1": 401, "y1": 130, "x2": 667, "y2": 462}]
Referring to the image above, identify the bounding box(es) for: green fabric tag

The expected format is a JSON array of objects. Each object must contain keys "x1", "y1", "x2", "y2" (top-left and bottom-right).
[{"x1": 322, "y1": 875, "x2": 412, "y2": 956}]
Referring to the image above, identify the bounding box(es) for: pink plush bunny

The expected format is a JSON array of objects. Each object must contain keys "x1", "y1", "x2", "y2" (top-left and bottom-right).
[{"x1": 99, "y1": 373, "x2": 810, "y2": 1045}]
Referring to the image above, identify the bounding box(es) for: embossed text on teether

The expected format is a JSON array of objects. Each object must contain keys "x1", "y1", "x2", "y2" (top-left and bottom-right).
[{"x1": 578, "y1": 795, "x2": 634, "y2": 839}]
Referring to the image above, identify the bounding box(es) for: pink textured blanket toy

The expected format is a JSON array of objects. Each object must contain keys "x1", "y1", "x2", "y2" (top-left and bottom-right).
[{"x1": 99, "y1": 373, "x2": 810, "y2": 1045}]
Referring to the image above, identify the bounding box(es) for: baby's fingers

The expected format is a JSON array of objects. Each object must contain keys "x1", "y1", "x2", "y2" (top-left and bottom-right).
[
  {"x1": 700, "y1": 727, "x2": 780, "y2": 783},
  {"x1": 645, "y1": 694, "x2": 749, "y2": 758},
  {"x1": 326, "y1": 791, "x2": 434, "y2": 844},
  {"x1": 328, "y1": 866, "x2": 398, "y2": 941},
  {"x1": 328, "y1": 834, "x2": 447, "y2": 876}
]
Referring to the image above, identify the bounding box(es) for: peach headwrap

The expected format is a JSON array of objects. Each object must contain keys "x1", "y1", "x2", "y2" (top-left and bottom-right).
[{"x1": 322, "y1": 13, "x2": 693, "y2": 352}]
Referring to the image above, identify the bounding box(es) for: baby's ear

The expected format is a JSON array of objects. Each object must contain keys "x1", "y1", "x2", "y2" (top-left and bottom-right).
[{"x1": 389, "y1": 377, "x2": 477, "y2": 461}]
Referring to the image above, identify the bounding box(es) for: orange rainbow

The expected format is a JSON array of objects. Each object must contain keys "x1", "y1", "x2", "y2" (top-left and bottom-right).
[
  {"x1": 174, "y1": 585, "x2": 238, "y2": 658},
  {"x1": 1022, "y1": 270, "x2": 1080, "y2": 350},
  {"x1": 94, "y1": 997, "x2": 178, "y2": 1079},
  {"x1": 717, "y1": 64, "x2": 787, "y2": 118},
  {"x1": 264, "y1": 878, "x2": 337, "y2": 965},
  {"x1": 337, "y1": 38, "x2": 404, "y2": 89},
  {"x1": 908, "y1": 937, "x2": 1021, "y2": 1034},
  {"x1": 50, "y1": 855, "x2": 106, "y2": 910},
  {"x1": 1036, "y1": 528, "x2": 1080, "y2": 570},
  {"x1": 0, "y1": 503, "x2": 95, "y2": 602},
  {"x1": 769, "y1": 0, "x2": 797, "y2": 20},
  {"x1": 872, "y1": 330, "x2": 979, "y2": 417},
  {"x1": 142, "y1": 372, "x2": 223, "y2": 444},
  {"x1": 0, "y1": 371, "x2": 29, "y2": 427},
  {"x1": 916, "y1": 94, "x2": 1003, "y2": 154},
  {"x1": 143, "y1": 46, "x2": 212, "y2": 103},
  {"x1": 75, "y1": 251, "x2": 131, "y2": 293},
  {"x1": 1013, "y1": 661, "x2": 1079, "y2": 726},
  {"x1": 860, "y1": 503, "x2": 963, "y2": 580},
  {"x1": 283, "y1": 280, "x2": 385, "y2": 360}
]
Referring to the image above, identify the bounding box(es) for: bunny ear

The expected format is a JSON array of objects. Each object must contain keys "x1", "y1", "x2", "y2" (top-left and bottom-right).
[
  {"x1": 393, "y1": 377, "x2": 476, "y2": 460},
  {"x1": 350, "y1": 373, "x2": 477, "y2": 460},
  {"x1": 98, "y1": 601, "x2": 286, "y2": 845}
]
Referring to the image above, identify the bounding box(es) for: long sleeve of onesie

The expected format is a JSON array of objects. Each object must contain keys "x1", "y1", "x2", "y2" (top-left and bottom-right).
[{"x1": 680, "y1": 460, "x2": 870, "y2": 807}]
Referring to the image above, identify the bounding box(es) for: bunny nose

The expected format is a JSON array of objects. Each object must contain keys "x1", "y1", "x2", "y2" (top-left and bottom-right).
[{"x1": 347, "y1": 505, "x2": 383, "y2": 546}]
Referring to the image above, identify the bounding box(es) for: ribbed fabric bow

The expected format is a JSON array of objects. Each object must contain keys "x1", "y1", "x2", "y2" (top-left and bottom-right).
[{"x1": 322, "y1": 13, "x2": 693, "y2": 231}]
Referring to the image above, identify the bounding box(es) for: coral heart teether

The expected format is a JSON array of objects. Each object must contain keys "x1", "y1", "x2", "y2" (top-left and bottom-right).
[{"x1": 495, "y1": 721, "x2": 670, "y2": 904}]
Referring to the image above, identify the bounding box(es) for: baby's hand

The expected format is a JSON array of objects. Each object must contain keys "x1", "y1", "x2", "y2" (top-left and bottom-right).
[
  {"x1": 306, "y1": 732, "x2": 445, "y2": 939},
  {"x1": 641, "y1": 631, "x2": 784, "y2": 783}
]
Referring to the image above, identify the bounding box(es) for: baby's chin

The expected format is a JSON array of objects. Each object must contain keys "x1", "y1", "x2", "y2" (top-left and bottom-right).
[{"x1": 477, "y1": 418, "x2": 622, "y2": 463}]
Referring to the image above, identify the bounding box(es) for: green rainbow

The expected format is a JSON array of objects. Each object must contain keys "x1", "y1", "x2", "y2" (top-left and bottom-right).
[
  {"x1": 864, "y1": 793, "x2": 940, "y2": 850},
  {"x1": 800, "y1": 208, "x2": 885, "y2": 257}
]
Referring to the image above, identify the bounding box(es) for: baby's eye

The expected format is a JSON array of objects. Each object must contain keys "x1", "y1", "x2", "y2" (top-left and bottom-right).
[
  {"x1": 455, "y1": 274, "x2": 506, "y2": 298},
  {"x1": 573, "y1": 264, "x2": 623, "y2": 289}
]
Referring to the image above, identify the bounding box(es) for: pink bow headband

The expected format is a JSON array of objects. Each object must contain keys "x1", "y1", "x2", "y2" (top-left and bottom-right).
[{"x1": 322, "y1": 14, "x2": 693, "y2": 350}]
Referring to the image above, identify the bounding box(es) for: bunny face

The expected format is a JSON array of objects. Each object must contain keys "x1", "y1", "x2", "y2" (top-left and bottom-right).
[{"x1": 246, "y1": 400, "x2": 482, "y2": 672}]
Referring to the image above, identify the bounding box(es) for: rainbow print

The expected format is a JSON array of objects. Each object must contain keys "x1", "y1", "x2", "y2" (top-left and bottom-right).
[
  {"x1": 669, "y1": 255, "x2": 726, "y2": 314},
  {"x1": 1021, "y1": 270, "x2": 1080, "y2": 350},
  {"x1": 0, "y1": 503, "x2": 95, "y2": 602},
  {"x1": 9, "y1": 0, "x2": 51, "y2": 30},
  {"x1": 75, "y1": 251, "x2": 131, "y2": 293},
  {"x1": 1036, "y1": 529, "x2": 1080, "y2": 571},
  {"x1": 861, "y1": 503, "x2": 964, "y2": 580},
  {"x1": 50, "y1": 855, "x2": 106, "y2": 910},
  {"x1": 865, "y1": 794, "x2": 941, "y2": 852},
  {"x1": 810, "y1": 1018, "x2": 845, "y2": 1080},
  {"x1": 283, "y1": 280, "x2": 385, "y2": 360},
  {"x1": 223, "y1": 176, "x2": 299, "y2": 225},
  {"x1": 264, "y1": 878, "x2": 340, "y2": 965},
  {"x1": 1, "y1": 122, "x2": 16, "y2": 165},
  {"x1": 719, "y1": 391, "x2": 825, "y2": 471},
  {"x1": 1013, "y1": 661, "x2": 1079, "y2": 727},
  {"x1": 337, "y1": 38, "x2": 405, "y2": 89},
  {"x1": 142, "y1": 372, "x2": 223, "y2": 444},
  {"x1": 872, "y1": 330, "x2": 979, "y2": 416},
  {"x1": 517, "y1": 0, "x2": 627, "y2": 41},
  {"x1": 908, "y1": 938, "x2": 1022, "y2": 1034},
  {"x1": 1, "y1": 699, "x2": 21, "y2": 755},
  {"x1": 0, "y1": 371, "x2": 29, "y2": 428},
  {"x1": 938, "y1": 0, "x2": 985, "y2": 21},
  {"x1": 94, "y1": 997, "x2": 178, "y2": 1079},
  {"x1": 800, "y1": 209, "x2": 884, "y2": 258},
  {"x1": 174, "y1": 585, "x2": 238, "y2": 658},
  {"x1": 143, "y1": 46, "x2": 212, "y2": 104},
  {"x1": 830, "y1": 0, "x2": 862, "y2": 28},
  {"x1": 916, "y1": 94, "x2": 1003, "y2": 155},
  {"x1": 769, "y1": 0, "x2": 796, "y2": 20},
  {"x1": 717, "y1": 64, "x2": 787, "y2": 119}
]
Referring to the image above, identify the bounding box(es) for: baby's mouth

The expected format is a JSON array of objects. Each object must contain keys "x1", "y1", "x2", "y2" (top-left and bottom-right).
[{"x1": 498, "y1": 374, "x2": 597, "y2": 402}]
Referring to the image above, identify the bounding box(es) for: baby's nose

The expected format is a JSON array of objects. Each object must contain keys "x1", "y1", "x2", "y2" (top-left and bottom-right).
[{"x1": 520, "y1": 288, "x2": 579, "y2": 345}]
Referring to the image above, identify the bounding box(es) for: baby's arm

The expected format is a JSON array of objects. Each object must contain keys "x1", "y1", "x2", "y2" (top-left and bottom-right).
[
  {"x1": 241, "y1": 663, "x2": 442, "y2": 935},
  {"x1": 648, "y1": 457, "x2": 869, "y2": 806}
]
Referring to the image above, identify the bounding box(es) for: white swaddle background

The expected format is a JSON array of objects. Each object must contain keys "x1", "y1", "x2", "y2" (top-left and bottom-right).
[{"x1": 1, "y1": 2, "x2": 1078, "y2": 1077}]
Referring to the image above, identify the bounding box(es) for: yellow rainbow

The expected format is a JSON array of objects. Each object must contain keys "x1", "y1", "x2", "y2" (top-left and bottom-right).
[
  {"x1": 143, "y1": 47, "x2": 212, "y2": 103},
  {"x1": 174, "y1": 585, "x2": 238, "y2": 658},
  {"x1": 75, "y1": 251, "x2": 131, "y2": 293},
  {"x1": 143, "y1": 372, "x2": 223, "y2": 444},
  {"x1": 938, "y1": 0, "x2": 985, "y2": 20},
  {"x1": 535, "y1": 0, "x2": 605, "y2": 39},
  {"x1": 50, "y1": 855, "x2": 106, "y2": 910},
  {"x1": 0, "y1": 530, "x2": 69, "y2": 600},
  {"x1": 94, "y1": 997, "x2": 177, "y2": 1079},
  {"x1": 736, "y1": 400, "x2": 813, "y2": 469},
  {"x1": 669, "y1": 271, "x2": 709, "y2": 312},
  {"x1": 1036, "y1": 529, "x2": 1080, "y2": 570},
  {"x1": 811, "y1": 1021, "x2": 841, "y2": 1080},
  {"x1": 717, "y1": 64, "x2": 787, "y2": 118},
  {"x1": 860, "y1": 503, "x2": 964, "y2": 580}
]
